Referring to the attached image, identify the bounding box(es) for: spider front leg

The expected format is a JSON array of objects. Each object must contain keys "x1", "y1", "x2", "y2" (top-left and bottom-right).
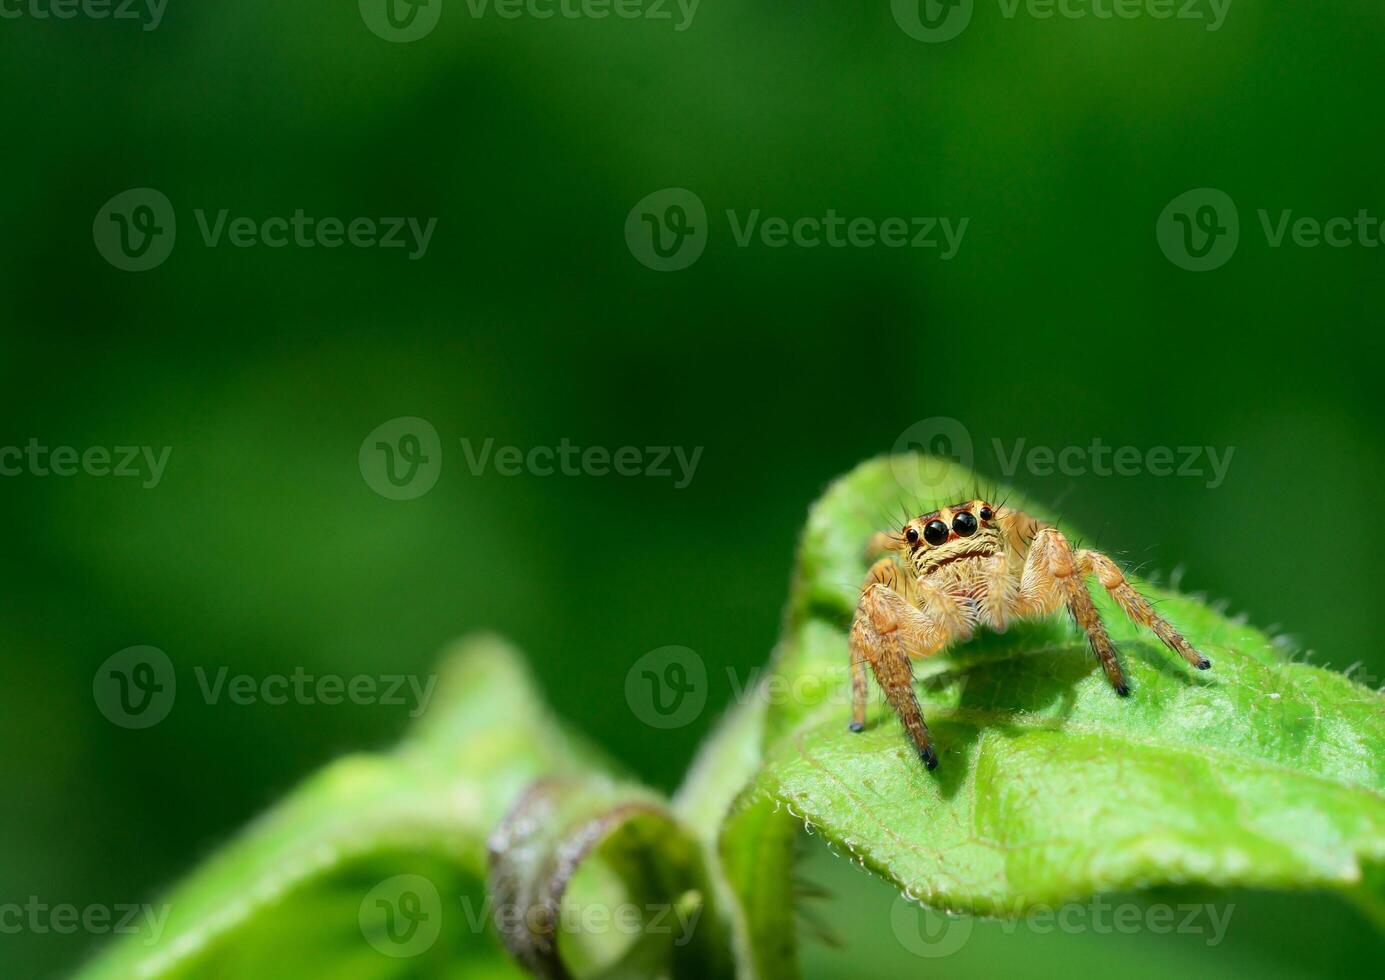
[
  {"x1": 1018, "y1": 528, "x2": 1130, "y2": 696},
  {"x1": 848, "y1": 559, "x2": 967, "y2": 770},
  {"x1": 1078, "y1": 549, "x2": 1211, "y2": 672}
]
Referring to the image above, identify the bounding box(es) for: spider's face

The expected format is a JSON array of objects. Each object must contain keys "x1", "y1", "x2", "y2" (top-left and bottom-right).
[{"x1": 902, "y1": 500, "x2": 1005, "y2": 577}]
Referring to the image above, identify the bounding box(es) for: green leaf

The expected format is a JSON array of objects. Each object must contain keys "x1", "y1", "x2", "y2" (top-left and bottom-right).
[
  {"x1": 670, "y1": 677, "x2": 805, "y2": 980},
  {"x1": 712, "y1": 455, "x2": 1385, "y2": 977},
  {"x1": 76, "y1": 636, "x2": 616, "y2": 980},
  {"x1": 715, "y1": 790, "x2": 801, "y2": 980}
]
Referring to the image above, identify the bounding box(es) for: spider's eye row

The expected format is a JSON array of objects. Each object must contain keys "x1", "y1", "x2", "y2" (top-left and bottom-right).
[
  {"x1": 952, "y1": 511, "x2": 978, "y2": 537},
  {"x1": 905, "y1": 526, "x2": 920, "y2": 544},
  {"x1": 923, "y1": 520, "x2": 949, "y2": 546},
  {"x1": 979, "y1": 505, "x2": 993, "y2": 521}
]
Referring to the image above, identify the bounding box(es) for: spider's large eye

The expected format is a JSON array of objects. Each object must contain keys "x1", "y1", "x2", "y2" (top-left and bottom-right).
[
  {"x1": 952, "y1": 512, "x2": 978, "y2": 537},
  {"x1": 905, "y1": 527, "x2": 920, "y2": 545},
  {"x1": 923, "y1": 520, "x2": 949, "y2": 546}
]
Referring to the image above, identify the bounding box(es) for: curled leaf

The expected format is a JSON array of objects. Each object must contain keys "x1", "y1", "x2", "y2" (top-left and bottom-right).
[{"x1": 488, "y1": 778, "x2": 733, "y2": 979}]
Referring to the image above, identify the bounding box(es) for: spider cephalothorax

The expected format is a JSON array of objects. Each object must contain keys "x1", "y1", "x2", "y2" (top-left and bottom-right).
[
  {"x1": 850, "y1": 499, "x2": 1210, "y2": 770},
  {"x1": 902, "y1": 501, "x2": 1008, "y2": 577}
]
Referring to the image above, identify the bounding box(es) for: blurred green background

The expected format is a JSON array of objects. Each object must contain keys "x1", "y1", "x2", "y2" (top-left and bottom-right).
[{"x1": 2, "y1": 1, "x2": 1383, "y2": 976}]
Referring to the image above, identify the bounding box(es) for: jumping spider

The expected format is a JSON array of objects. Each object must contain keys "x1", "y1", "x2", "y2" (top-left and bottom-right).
[{"x1": 849, "y1": 499, "x2": 1210, "y2": 770}]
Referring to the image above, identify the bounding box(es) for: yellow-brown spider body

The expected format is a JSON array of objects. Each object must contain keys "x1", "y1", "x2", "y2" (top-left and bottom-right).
[{"x1": 849, "y1": 500, "x2": 1210, "y2": 770}]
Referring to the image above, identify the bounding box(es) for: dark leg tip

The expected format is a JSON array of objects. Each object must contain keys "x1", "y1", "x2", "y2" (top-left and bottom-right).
[
  {"x1": 1197, "y1": 659, "x2": 1212, "y2": 670},
  {"x1": 1115, "y1": 682, "x2": 1130, "y2": 697},
  {"x1": 848, "y1": 721, "x2": 865, "y2": 733},
  {"x1": 920, "y1": 746, "x2": 938, "y2": 771}
]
